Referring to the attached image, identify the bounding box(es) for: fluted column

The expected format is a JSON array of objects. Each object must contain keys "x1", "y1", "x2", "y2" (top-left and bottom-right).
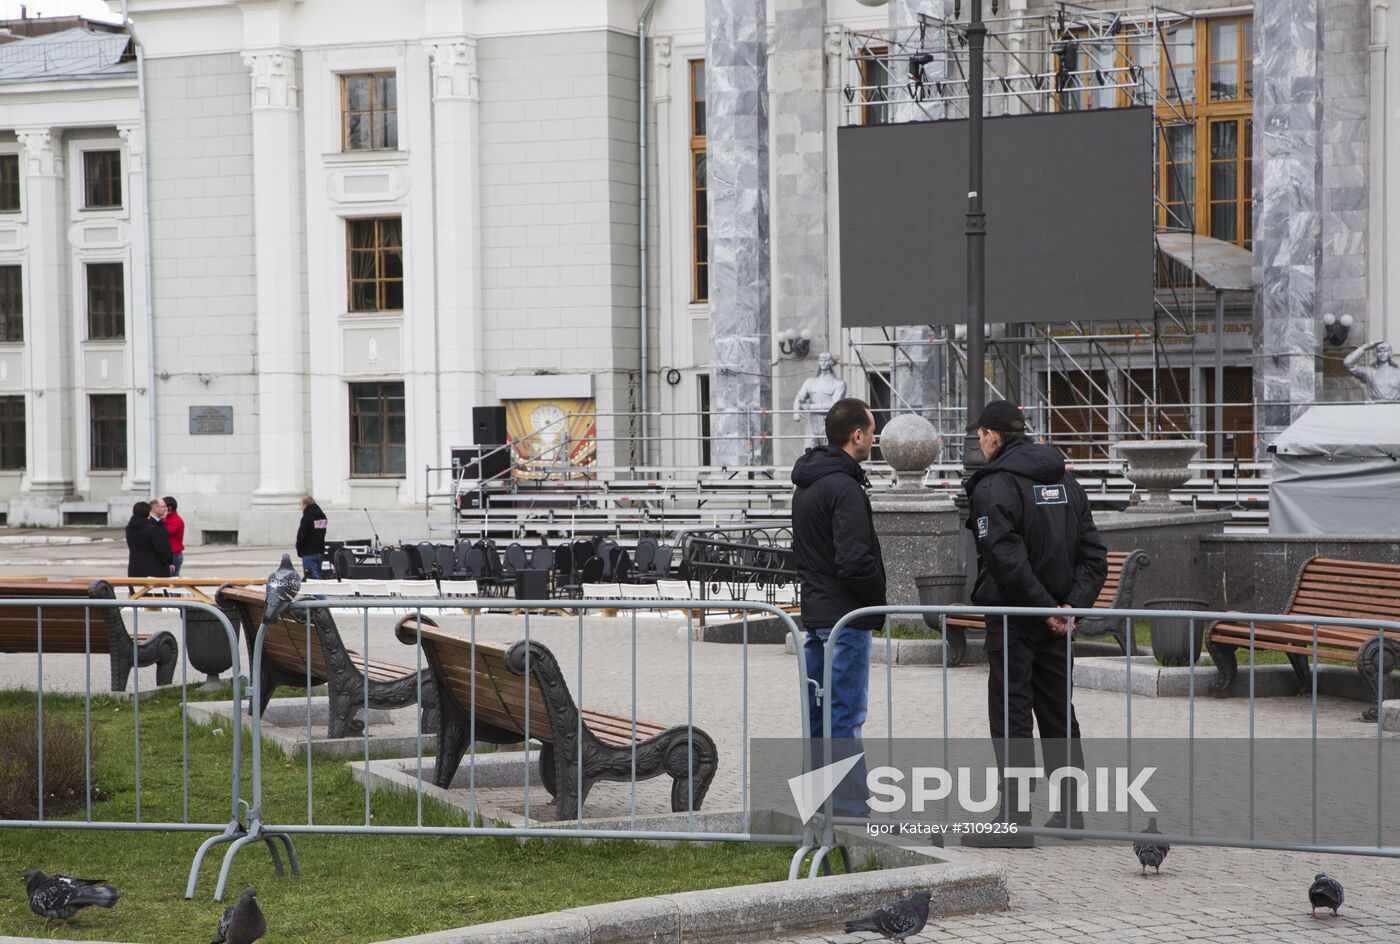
[
  {"x1": 243, "y1": 48, "x2": 307, "y2": 502},
  {"x1": 706, "y1": 0, "x2": 772, "y2": 467}
]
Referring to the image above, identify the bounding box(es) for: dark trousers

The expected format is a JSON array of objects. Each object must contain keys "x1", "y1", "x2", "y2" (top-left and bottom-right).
[{"x1": 986, "y1": 616, "x2": 1085, "y2": 810}]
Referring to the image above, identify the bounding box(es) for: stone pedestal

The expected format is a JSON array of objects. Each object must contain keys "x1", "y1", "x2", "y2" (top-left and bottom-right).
[{"x1": 870, "y1": 488, "x2": 959, "y2": 607}]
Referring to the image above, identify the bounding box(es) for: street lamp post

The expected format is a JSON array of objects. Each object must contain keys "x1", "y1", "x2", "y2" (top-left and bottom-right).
[{"x1": 962, "y1": 0, "x2": 988, "y2": 470}]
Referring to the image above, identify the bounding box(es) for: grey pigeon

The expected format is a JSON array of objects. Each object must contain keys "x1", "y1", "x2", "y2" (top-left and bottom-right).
[
  {"x1": 212, "y1": 886, "x2": 266, "y2": 944},
  {"x1": 22, "y1": 870, "x2": 119, "y2": 927},
  {"x1": 845, "y1": 889, "x2": 931, "y2": 941},
  {"x1": 1133, "y1": 817, "x2": 1170, "y2": 875},
  {"x1": 263, "y1": 554, "x2": 301, "y2": 625},
  {"x1": 1309, "y1": 873, "x2": 1344, "y2": 918}
]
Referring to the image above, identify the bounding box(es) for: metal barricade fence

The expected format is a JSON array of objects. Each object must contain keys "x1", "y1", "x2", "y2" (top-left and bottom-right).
[
  {"x1": 0, "y1": 595, "x2": 251, "y2": 900},
  {"x1": 799, "y1": 604, "x2": 1400, "y2": 878},
  {"x1": 208, "y1": 596, "x2": 812, "y2": 900}
]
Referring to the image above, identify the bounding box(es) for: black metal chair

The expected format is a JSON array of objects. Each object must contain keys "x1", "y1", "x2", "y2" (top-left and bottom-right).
[
  {"x1": 387, "y1": 548, "x2": 411, "y2": 580},
  {"x1": 332, "y1": 546, "x2": 355, "y2": 582},
  {"x1": 633, "y1": 538, "x2": 657, "y2": 577},
  {"x1": 416, "y1": 542, "x2": 437, "y2": 577},
  {"x1": 597, "y1": 539, "x2": 621, "y2": 579},
  {"x1": 552, "y1": 545, "x2": 574, "y2": 597},
  {"x1": 531, "y1": 545, "x2": 553, "y2": 572},
  {"x1": 612, "y1": 547, "x2": 633, "y2": 584},
  {"x1": 651, "y1": 545, "x2": 675, "y2": 579},
  {"x1": 580, "y1": 556, "x2": 604, "y2": 584},
  {"x1": 435, "y1": 545, "x2": 457, "y2": 578},
  {"x1": 505, "y1": 543, "x2": 530, "y2": 577}
]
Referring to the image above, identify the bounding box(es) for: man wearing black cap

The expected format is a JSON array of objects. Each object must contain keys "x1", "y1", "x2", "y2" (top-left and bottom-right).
[{"x1": 960, "y1": 400, "x2": 1107, "y2": 848}]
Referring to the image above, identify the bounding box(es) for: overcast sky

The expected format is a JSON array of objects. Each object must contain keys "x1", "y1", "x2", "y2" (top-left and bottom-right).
[{"x1": 1, "y1": 0, "x2": 122, "y2": 23}]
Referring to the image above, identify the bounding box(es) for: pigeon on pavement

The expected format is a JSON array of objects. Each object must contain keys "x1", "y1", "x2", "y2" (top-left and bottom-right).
[
  {"x1": 1133, "y1": 817, "x2": 1170, "y2": 875},
  {"x1": 844, "y1": 889, "x2": 932, "y2": 941},
  {"x1": 1309, "y1": 873, "x2": 1344, "y2": 918},
  {"x1": 22, "y1": 870, "x2": 119, "y2": 927},
  {"x1": 263, "y1": 554, "x2": 302, "y2": 625},
  {"x1": 211, "y1": 886, "x2": 266, "y2": 944}
]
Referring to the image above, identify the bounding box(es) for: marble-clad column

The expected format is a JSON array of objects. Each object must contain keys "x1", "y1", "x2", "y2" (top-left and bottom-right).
[
  {"x1": 243, "y1": 48, "x2": 308, "y2": 502},
  {"x1": 1252, "y1": 0, "x2": 1322, "y2": 446},
  {"x1": 15, "y1": 129, "x2": 73, "y2": 520},
  {"x1": 771, "y1": 0, "x2": 826, "y2": 466},
  {"x1": 706, "y1": 0, "x2": 772, "y2": 467}
]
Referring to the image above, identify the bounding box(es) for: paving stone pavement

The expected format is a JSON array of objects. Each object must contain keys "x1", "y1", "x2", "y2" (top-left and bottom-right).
[{"x1": 765, "y1": 845, "x2": 1400, "y2": 943}]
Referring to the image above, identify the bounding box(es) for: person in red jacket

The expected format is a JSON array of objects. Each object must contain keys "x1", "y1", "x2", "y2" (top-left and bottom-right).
[{"x1": 161, "y1": 496, "x2": 186, "y2": 576}]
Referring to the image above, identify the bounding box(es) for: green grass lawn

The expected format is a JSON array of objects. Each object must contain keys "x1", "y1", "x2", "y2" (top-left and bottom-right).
[{"x1": 0, "y1": 688, "x2": 801, "y2": 943}]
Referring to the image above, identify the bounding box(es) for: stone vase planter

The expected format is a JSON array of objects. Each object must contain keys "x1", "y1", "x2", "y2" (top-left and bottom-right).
[
  {"x1": 1143, "y1": 598, "x2": 1210, "y2": 667},
  {"x1": 1113, "y1": 440, "x2": 1205, "y2": 510},
  {"x1": 184, "y1": 604, "x2": 242, "y2": 691}
]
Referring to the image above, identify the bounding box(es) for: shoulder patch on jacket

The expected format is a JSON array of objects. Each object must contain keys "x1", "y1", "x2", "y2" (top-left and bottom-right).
[
  {"x1": 1032, "y1": 484, "x2": 1067, "y2": 506},
  {"x1": 976, "y1": 515, "x2": 989, "y2": 538}
]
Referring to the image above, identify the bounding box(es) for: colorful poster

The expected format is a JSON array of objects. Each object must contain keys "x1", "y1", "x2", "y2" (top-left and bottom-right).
[{"x1": 504, "y1": 398, "x2": 597, "y2": 479}]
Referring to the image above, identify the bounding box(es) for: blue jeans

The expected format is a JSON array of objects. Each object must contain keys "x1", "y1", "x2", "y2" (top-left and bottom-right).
[
  {"x1": 804, "y1": 627, "x2": 872, "y2": 816},
  {"x1": 301, "y1": 555, "x2": 323, "y2": 579},
  {"x1": 171, "y1": 553, "x2": 183, "y2": 576}
]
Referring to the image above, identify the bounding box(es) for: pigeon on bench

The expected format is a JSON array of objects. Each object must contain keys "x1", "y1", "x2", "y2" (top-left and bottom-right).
[
  {"x1": 845, "y1": 890, "x2": 932, "y2": 941},
  {"x1": 1309, "y1": 873, "x2": 1344, "y2": 918},
  {"x1": 212, "y1": 886, "x2": 266, "y2": 944},
  {"x1": 22, "y1": 870, "x2": 119, "y2": 928},
  {"x1": 1133, "y1": 817, "x2": 1170, "y2": 875},
  {"x1": 263, "y1": 554, "x2": 302, "y2": 625}
]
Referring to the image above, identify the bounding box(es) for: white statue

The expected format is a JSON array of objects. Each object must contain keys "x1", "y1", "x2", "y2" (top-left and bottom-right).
[
  {"x1": 1344, "y1": 341, "x2": 1400, "y2": 401},
  {"x1": 791, "y1": 352, "x2": 847, "y2": 450}
]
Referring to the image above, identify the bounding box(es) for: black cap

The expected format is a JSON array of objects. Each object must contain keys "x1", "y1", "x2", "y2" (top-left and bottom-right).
[{"x1": 967, "y1": 399, "x2": 1028, "y2": 434}]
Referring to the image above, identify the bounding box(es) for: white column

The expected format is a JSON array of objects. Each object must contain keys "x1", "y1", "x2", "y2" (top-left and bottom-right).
[
  {"x1": 425, "y1": 38, "x2": 483, "y2": 482},
  {"x1": 16, "y1": 129, "x2": 73, "y2": 515},
  {"x1": 243, "y1": 49, "x2": 308, "y2": 504},
  {"x1": 119, "y1": 123, "x2": 152, "y2": 493},
  {"x1": 1379, "y1": 0, "x2": 1399, "y2": 343}
]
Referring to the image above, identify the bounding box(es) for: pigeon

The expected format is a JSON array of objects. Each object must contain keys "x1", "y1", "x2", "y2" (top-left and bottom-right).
[
  {"x1": 263, "y1": 554, "x2": 301, "y2": 625},
  {"x1": 1133, "y1": 817, "x2": 1170, "y2": 875},
  {"x1": 22, "y1": 870, "x2": 119, "y2": 927},
  {"x1": 1309, "y1": 873, "x2": 1344, "y2": 918},
  {"x1": 844, "y1": 890, "x2": 932, "y2": 941},
  {"x1": 212, "y1": 886, "x2": 266, "y2": 944}
]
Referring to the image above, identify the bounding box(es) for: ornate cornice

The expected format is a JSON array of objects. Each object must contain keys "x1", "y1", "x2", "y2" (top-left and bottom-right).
[
  {"x1": 426, "y1": 38, "x2": 478, "y2": 102},
  {"x1": 242, "y1": 48, "x2": 299, "y2": 110}
]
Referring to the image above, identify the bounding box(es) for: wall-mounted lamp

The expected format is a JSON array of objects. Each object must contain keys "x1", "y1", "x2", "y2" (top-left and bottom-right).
[
  {"x1": 779, "y1": 328, "x2": 813, "y2": 358},
  {"x1": 1322, "y1": 312, "x2": 1354, "y2": 346}
]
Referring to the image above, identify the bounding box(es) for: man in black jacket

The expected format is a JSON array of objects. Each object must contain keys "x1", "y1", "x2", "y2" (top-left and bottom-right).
[
  {"x1": 792, "y1": 398, "x2": 886, "y2": 816},
  {"x1": 961, "y1": 400, "x2": 1107, "y2": 847},
  {"x1": 296, "y1": 497, "x2": 329, "y2": 578},
  {"x1": 125, "y1": 501, "x2": 174, "y2": 579}
]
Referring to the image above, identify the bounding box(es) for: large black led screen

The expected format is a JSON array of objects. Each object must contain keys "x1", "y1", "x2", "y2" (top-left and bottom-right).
[{"x1": 837, "y1": 107, "x2": 1152, "y2": 327}]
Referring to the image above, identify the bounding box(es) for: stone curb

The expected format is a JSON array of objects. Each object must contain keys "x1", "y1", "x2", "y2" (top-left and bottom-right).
[
  {"x1": 374, "y1": 859, "x2": 1007, "y2": 944},
  {"x1": 1075, "y1": 656, "x2": 1400, "y2": 703},
  {"x1": 187, "y1": 695, "x2": 434, "y2": 759}
]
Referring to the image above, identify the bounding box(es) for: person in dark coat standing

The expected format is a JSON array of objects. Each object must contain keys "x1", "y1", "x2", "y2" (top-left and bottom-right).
[
  {"x1": 126, "y1": 501, "x2": 174, "y2": 579},
  {"x1": 296, "y1": 497, "x2": 329, "y2": 579},
  {"x1": 960, "y1": 400, "x2": 1108, "y2": 848},
  {"x1": 791, "y1": 397, "x2": 886, "y2": 817}
]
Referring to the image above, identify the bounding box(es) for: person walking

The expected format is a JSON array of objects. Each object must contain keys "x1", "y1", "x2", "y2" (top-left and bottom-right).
[
  {"x1": 960, "y1": 400, "x2": 1107, "y2": 848},
  {"x1": 126, "y1": 500, "x2": 174, "y2": 579},
  {"x1": 296, "y1": 496, "x2": 328, "y2": 579},
  {"x1": 791, "y1": 397, "x2": 887, "y2": 817},
  {"x1": 162, "y1": 496, "x2": 186, "y2": 576}
]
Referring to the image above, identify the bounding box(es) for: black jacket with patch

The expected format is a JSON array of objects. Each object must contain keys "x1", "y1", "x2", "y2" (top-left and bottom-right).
[
  {"x1": 296, "y1": 503, "x2": 328, "y2": 557},
  {"x1": 962, "y1": 436, "x2": 1107, "y2": 614},
  {"x1": 791, "y1": 445, "x2": 887, "y2": 631}
]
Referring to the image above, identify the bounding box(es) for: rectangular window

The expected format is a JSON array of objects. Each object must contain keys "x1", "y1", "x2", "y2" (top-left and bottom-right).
[
  {"x1": 690, "y1": 60, "x2": 708, "y2": 304},
  {"x1": 349, "y1": 382, "x2": 406, "y2": 477},
  {"x1": 697, "y1": 373, "x2": 711, "y2": 467},
  {"x1": 859, "y1": 46, "x2": 891, "y2": 126},
  {"x1": 0, "y1": 154, "x2": 19, "y2": 213},
  {"x1": 347, "y1": 217, "x2": 404, "y2": 312},
  {"x1": 0, "y1": 396, "x2": 23, "y2": 470},
  {"x1": 0, "y1": 266, "x2": 21, "y2": 342},
  {"x1": 341, "y1": 72, "x2": 398, "y2": 150},
  {"x1": 83, "y1": 150, "x2": 122, "y2": 209},
  {"x1": 86, "y1": 262, "x2": 125, "y2": 340},
  {"x1": 89, "y1": 394, "x2": 127, "y2": 471}
]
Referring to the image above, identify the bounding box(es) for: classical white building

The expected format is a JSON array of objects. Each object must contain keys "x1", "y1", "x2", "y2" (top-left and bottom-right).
[{"x1": 0, "y1": 0, "x2": 1397, "y2": 543}]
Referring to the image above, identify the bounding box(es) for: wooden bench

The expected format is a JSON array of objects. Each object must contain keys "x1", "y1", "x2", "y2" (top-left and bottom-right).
[
  {"x1": 396, "y1": 615, "x2": 718, "y2": 821},
  {"x1": 217, "y1": 585, "x2": 439, "y2": 739},
  {"x1": 1206, "y1": 557, "x2": 1400, "y2": 719},
  {"x1": 937, "y1": 550, "x2": 1150, "y2": 665},
  {"x1": 0, "y1": 580, "x2": 179, "y2": 691}
]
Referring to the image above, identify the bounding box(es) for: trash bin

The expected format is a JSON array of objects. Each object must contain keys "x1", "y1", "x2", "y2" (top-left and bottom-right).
[{"x1": 1143, "y1": 598, "x2": 1210, "y2": 667}]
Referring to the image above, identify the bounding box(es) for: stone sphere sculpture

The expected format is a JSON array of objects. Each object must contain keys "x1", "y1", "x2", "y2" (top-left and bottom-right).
[{"x1": 879, "y1": 413, "x2": 940, "y2": 476}]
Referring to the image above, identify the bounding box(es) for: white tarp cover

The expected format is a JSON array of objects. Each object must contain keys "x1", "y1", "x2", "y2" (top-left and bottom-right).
[{"x1": 1268, "y1": 405, "x2": 1400, "y2": 535}]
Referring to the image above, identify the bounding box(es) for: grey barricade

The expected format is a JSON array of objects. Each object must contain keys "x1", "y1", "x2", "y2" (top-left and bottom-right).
[
  {"x1": 212, "y1": 596, "x2": 811, "y2": 901},
  {"x1": 796, "y1": 604, "x2": 1400, "y2": 879},
  {"x1": 0, "y1": 593, "x2": 257, "y2": 900}
]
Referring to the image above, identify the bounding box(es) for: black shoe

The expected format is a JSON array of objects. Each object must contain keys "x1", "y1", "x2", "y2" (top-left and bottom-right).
[{"x1": 1041, "y1": 809, "x2": 1085, "y2": 839}]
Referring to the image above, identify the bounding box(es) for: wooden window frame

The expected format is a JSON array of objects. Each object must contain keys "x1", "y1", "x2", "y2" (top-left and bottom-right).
[
  {"x1": 0, "y1": 265, "x2": 21, "y2": 343},
  {"x1": 0, "y1": 395, "x2": 23, "y2": 470},
  {"x1": 349, "y1": 381, "x2": 406, "y2": 478},
  {"x1": 89, "y1": 393, "x2": 127, "y2": 472},
  {"x1": 82, "y1": 149, "x2": 122, "y2": 210},
  {"x1": 346, "y1": 217, "x2": 404, "y2": 313},
  {"x1": 341, "y1": 72, "x2": 399, "y2": 151},
  {"x1": 859, "y1": 45, "x2": 892, "y2": 125},
  {"x1": 0, "y1": 154, "x2": 19, "y2": 213},
  {"x1": 86, "y1": 262, "x2": 125, "y2": 340},
  {"x1": 690, "y1": 59, "x2": 708, "y2": 304}
]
